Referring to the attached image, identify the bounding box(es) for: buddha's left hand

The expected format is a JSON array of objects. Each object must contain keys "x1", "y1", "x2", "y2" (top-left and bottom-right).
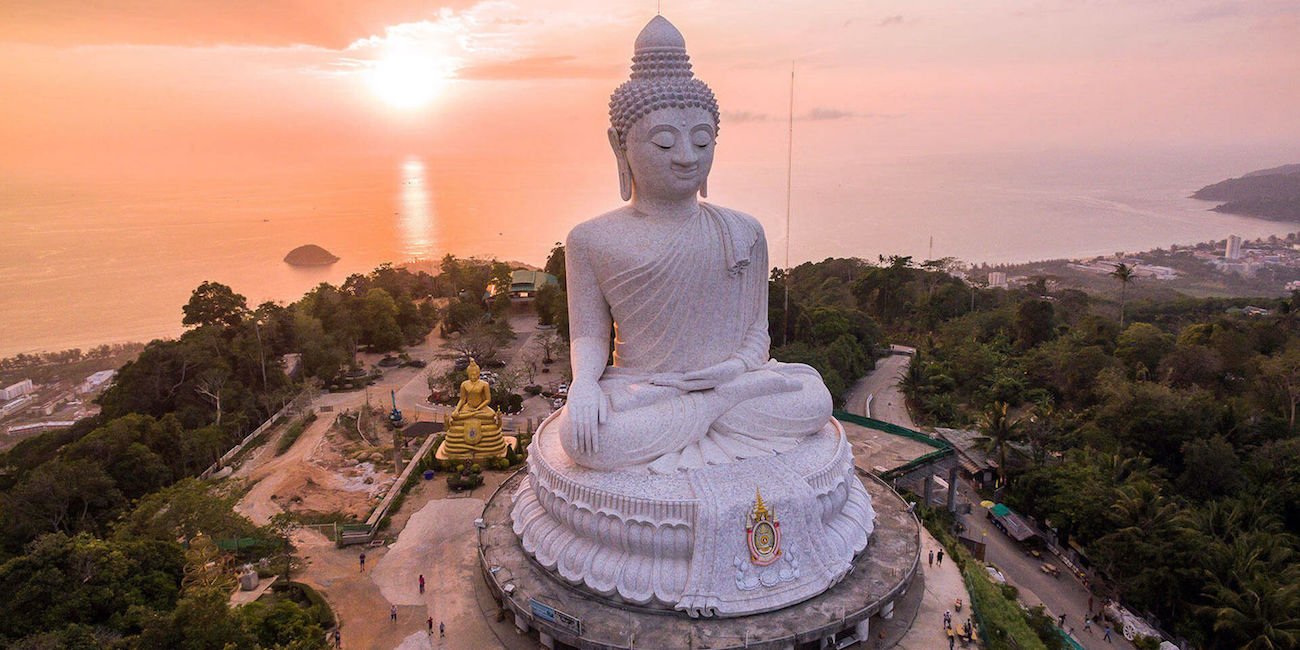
[{"x1": 650, "y1": 357, "x2": 745, "y2": 391}]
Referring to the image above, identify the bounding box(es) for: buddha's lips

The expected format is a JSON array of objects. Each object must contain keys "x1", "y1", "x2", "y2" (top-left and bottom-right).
[{"x1": 672, "y1": 165, "x2": 700, "y2": 179}]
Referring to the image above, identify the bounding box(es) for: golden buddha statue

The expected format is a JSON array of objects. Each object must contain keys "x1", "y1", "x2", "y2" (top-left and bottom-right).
[{"x1": 442, "y1": 359, "x2": 507, "y2": 459}]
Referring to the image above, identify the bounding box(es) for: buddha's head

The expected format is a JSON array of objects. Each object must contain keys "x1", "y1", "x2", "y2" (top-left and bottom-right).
[
  {"x1": 608, "y1": 16, "x2": 720, "y2": 202},
  {"x1": 466, "y1": 358, "x2": 481, "y2": 382}
]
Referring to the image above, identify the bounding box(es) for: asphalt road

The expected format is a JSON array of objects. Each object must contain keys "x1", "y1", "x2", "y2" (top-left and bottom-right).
[{"x1": 847, "y1": 347, "x2": 1134, "y2": 650}]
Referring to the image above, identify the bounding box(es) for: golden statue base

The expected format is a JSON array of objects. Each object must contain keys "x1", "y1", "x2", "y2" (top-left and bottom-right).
[{"x1": 438, "y1": 416, "x2": 512, "y2": 460}]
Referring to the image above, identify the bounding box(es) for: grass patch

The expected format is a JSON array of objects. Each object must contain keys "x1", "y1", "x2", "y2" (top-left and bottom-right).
[{"x1": 275, "y1": 412, "x2": 318, "y2": 456}]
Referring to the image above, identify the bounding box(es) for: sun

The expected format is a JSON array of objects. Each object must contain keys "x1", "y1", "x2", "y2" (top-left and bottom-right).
[{"x1": 369, "y1": 54, "x2": 443, "y2": 110}]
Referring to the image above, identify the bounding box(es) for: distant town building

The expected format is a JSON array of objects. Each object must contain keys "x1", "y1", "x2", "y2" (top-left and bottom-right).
[
  {"x1": 78, "y1": 370, "x2": 115, "y2": 394},
  {"x1": 1, "y1": 379, "x2": 34, "y2": 401},
  {"x1": 1, "y1": 395, "x2": 34, "y2": 419},
  {"x1": 1286, "y1": 280, "x2": 1300, "y2": 292},
  {"x1": 7, "y1": 421, "x2": 77, "y2": 435},
  {"x1": 1226, "y1": 235, "x2": 1243, "y2": 260},
  {"x1": 987, "y1": 271, "x2": 1008, "y2": 288}
]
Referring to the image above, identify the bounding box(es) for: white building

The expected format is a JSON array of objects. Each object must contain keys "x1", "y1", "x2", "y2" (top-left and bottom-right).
[
  {"x1": 78, "y1": 370, "x2": 115, "y2": 394},
  {"x1": 1, "y1": 395, "x2": 34, "y2": 419},
  {"x1": 1226, "y1": 235, "x2": 1243, "y2": 260},
  {"x1": 1, "y1": 379, "x2": 33, "y2": 401},
  {"x1": 988, "y1": 271, "x2": 1008, "y2": 288}
]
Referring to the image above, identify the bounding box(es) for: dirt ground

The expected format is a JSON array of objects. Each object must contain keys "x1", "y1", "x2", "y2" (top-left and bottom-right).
[{"x1": 232, "y1": 410, "x2": 403, "y2": 525}]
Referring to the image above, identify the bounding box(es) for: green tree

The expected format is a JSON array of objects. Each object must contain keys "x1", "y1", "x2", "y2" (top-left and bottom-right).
[
  {"x1": 1014, "y1": 299, "x2": 1056, "y2": 349},
  {"x1": 183, "y1": 281, "x2": 250, "y2": 329},
  {"x1": 361, "y1": 288, "x2": 403, "y2": 352},
  {"x1": 1259, "y1": 342, "x2": 1300, "y2": 431},
  {"x1": 1109, "y1": 263, "x2": 1135, "y2": 328},
  {"x1": 976, "y1": 401, "x2": 1022, "y2": 482},
  {"x1": 1115, "y1": 323, "x2": 1174, "y2": 379},
  {"x1": 0, "y1": 532, "x2": 183, "y2": 640}
]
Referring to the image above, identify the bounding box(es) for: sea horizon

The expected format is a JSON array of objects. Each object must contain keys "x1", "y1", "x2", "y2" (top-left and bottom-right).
[{"x1": 3, "y1": 141, "x2": 1298, "y2": 358}]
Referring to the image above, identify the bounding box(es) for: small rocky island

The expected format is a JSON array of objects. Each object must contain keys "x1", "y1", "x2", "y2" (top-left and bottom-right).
[
  {"x1": 1193, "y1": 164, "x2": 1300, "y2": 221},
  {"x1": 283, "y1": 244, "x2": 339, "y2": 266}
]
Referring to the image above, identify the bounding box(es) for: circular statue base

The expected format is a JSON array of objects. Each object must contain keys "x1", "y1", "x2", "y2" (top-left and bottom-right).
[{"x1": 479, "y1": 469, "x2": 920, "y2": 649}]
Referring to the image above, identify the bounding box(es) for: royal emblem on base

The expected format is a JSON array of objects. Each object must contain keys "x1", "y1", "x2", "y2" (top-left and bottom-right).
[{"x1": 746, "y1": 489, "x2": 781, "y2": 566}]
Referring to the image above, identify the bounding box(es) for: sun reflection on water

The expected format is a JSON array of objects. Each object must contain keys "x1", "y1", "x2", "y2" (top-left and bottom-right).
[{"x1": 398, "y1": 156, "x2": 436, "y2": 260}]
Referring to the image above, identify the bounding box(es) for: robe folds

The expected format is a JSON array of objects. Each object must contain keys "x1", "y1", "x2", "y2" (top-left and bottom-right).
[{"x1": 558, "y1": 203, "x2": 832, "y2": 473}]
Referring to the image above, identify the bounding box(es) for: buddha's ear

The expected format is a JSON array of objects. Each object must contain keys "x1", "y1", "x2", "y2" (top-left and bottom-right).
[
  {"x1": 699, "y1": 176, "x2": 708, "y2": 198},
  {"x1": 608, "y1": 127, "x2": 633, "y2": 201}
]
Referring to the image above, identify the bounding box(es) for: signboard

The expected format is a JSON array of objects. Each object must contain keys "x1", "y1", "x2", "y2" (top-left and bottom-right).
[{"x1": 528, "y1": 599, "x2": 581, "y2": 636}]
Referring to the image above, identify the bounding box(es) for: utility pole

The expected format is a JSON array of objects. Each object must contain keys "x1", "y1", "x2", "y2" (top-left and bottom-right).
[{"x1": 783, "y1": 64, "x2": 795, "y2": 347}]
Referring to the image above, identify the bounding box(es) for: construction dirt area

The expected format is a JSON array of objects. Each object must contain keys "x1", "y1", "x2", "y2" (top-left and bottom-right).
[
  {"x1": 232, "y1": 409, "x2": 405, "y2": 525},
  {"x1": 223, "y1": 310, "x2": 562, "y2": 648}
]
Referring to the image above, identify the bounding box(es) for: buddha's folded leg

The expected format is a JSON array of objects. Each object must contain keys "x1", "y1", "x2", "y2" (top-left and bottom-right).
[
  {"x1": 558, "y1": 369, "x2": 798, "y2": 471},
  {"x1": 710, "y1": 362, "x2": 832, "y2": 439}
]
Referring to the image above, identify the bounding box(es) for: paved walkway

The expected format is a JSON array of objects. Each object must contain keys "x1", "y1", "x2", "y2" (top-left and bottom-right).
[
  {"x1": 847, "y1": 352, "x2": 916, "y2": 428},
  {"x1": 841, "y1": 352, "x2": 973, "y2": 649}
]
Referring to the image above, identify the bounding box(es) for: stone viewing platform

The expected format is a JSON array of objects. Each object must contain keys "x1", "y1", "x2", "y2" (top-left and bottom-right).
[{"x1": 479, "y1": 467, "x2": 920, "y2": 649}]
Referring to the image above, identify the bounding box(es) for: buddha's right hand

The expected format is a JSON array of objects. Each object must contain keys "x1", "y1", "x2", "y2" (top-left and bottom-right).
[{"x1": 567, "y1": 379, "x2": 607, "y2": 455}]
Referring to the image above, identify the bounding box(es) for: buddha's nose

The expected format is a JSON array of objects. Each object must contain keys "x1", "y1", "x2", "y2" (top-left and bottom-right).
[{"x1": 672, "y1": 142, "x2": 699, "y2": 166}]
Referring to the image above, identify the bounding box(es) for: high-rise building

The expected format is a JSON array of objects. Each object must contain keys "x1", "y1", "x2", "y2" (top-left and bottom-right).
[
  {"x1": 1226, "y1": 235, "x2": 1243, "y2": 260},
  {"x1": 988, "y1": 271, "x2": 1008, "y2": 288}
]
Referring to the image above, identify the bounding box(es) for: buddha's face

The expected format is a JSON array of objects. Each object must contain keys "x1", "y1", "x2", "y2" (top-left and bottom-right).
[
  {"x1": 467, "y1": 365, "x2": 480, "y2": 381},
  {"x1": 622, "y1": 106, "x2": 716, "y2": 202}
]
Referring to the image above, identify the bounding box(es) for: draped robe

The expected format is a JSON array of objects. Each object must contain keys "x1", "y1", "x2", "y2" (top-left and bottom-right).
[{"x1": 557, "y1": 203, "x2": 832, "y2": 473}]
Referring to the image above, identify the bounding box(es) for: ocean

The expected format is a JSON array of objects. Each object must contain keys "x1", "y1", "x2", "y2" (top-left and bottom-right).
[{"x1": 1, "y1": 144, "x2": 1296, "y2": 357}]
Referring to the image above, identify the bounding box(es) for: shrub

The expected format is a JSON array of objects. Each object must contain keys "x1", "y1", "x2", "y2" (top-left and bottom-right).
[{"x1": 274, "y1": 412, "x2": 318, "y2": 456}]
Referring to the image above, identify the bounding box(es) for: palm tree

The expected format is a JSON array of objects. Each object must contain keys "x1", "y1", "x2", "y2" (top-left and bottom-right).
[
  {"x1": 1203, "y1": 569, "x2": 1300, "y2": 650},
  {"x1": 976, "y1": 401, "x2": 1022, "y2": 483},
  {"x1": 1110, "y1": 263, "x2": 1136, "y2": 328}
]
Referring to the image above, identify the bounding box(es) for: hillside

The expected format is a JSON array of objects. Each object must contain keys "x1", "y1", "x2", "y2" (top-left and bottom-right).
[{"x1": 1193, "y1": 165, "x2": 1300, "y2": 221}]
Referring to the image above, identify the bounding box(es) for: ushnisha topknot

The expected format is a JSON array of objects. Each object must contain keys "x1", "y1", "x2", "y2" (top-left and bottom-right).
[{"x1": 609, "y1": 16, "x2": 720, "y2": 147}]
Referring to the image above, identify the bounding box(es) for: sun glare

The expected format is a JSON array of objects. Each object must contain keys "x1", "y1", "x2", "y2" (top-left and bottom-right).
[{"x1": 369, "y1": 54, "x2": 443, "y2": 110}]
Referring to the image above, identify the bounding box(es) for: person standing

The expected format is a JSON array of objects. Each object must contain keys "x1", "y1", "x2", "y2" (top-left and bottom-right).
[
  {"x1": 1058, "y1": 613, "x2": 1066, "y2": 626},
  {"x1": 928, "y1": 549, "x2": 934, "y2": 566},
  {"x1": 1103, "y1": 625, "x2": 1113, "y2": 642},
  {"x1": 439, "y1": 621, "x2": 445, "y2": 637},
  {"x1": 427, "y1": 617, "x2": 433, "y2": 634},
  {"x1": 390, "y1": 605, "x2": 398, "y2": 623},
  {"x1": 359, "y1": 552, "x2": 366, "y2": 573},
  {"x1": 937, "y1": 549, "x2": 944, "y2": 566},
  {"x1": 419, "y1": 574, "x2": 426, "y2": 594},
  {"x1": 1083, "y1": 617, "x2": 1092, "y2": 633},
  {"x1": 333, "y1": 628, "x2": 341, "y2": 648}
]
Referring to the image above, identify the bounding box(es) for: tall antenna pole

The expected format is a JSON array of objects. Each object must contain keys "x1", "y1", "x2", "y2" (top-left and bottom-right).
[{"x1": 783, "y1": 64, "x2": 795, "y2": 346}]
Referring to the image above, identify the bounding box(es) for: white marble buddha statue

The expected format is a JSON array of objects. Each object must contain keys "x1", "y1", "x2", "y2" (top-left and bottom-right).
[
  {"x1": 512, "y1": 17, "x2": 874, "y2": 617},
  {"x1": 556, "y1": 15, "x2": 833, "y2": 474}
]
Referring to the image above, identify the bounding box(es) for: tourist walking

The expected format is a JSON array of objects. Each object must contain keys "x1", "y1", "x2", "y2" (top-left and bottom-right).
[
  {"x1": 333, "y1": 628, "x2": 341, "y2": 648},
  {"x1": 1058, "y1": 613, "x2": 1066, "y2": 626},
  {"x1": 1103, "y1": 624, "x2": 1113, "y2": 642},
  {"x1": 427, "y1": 617, "x2": 433, "y2": 634},
  {"x1": 419, "y1": 574, "x2": 425, "y2": 594},
  {"x1": 943, "y1": 610, "x2": 951, "y2": 628},
  {"x1": 928, "y1": 549, "x2": 934, "y2": 566},
  {"x1": 390, "y1": 605, "x2": 398, "y2": 623},
  {"x1": 440, "y1": 621, "x2": 445, "y2": 637},
  {"x1": 937, "y1": 549, "x2": 944, "y2": 566},
  {"x1": 359, "y1": 552, "x2": 366, "y2": 573},
  {"x1": 1083, "y1": 617, "x2": 1092, "y2": 633}
]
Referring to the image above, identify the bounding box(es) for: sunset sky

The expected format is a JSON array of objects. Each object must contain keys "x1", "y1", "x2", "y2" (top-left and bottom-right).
[{"x1": 3, "y1": 0, "x2": 1299, "y2": 179}]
